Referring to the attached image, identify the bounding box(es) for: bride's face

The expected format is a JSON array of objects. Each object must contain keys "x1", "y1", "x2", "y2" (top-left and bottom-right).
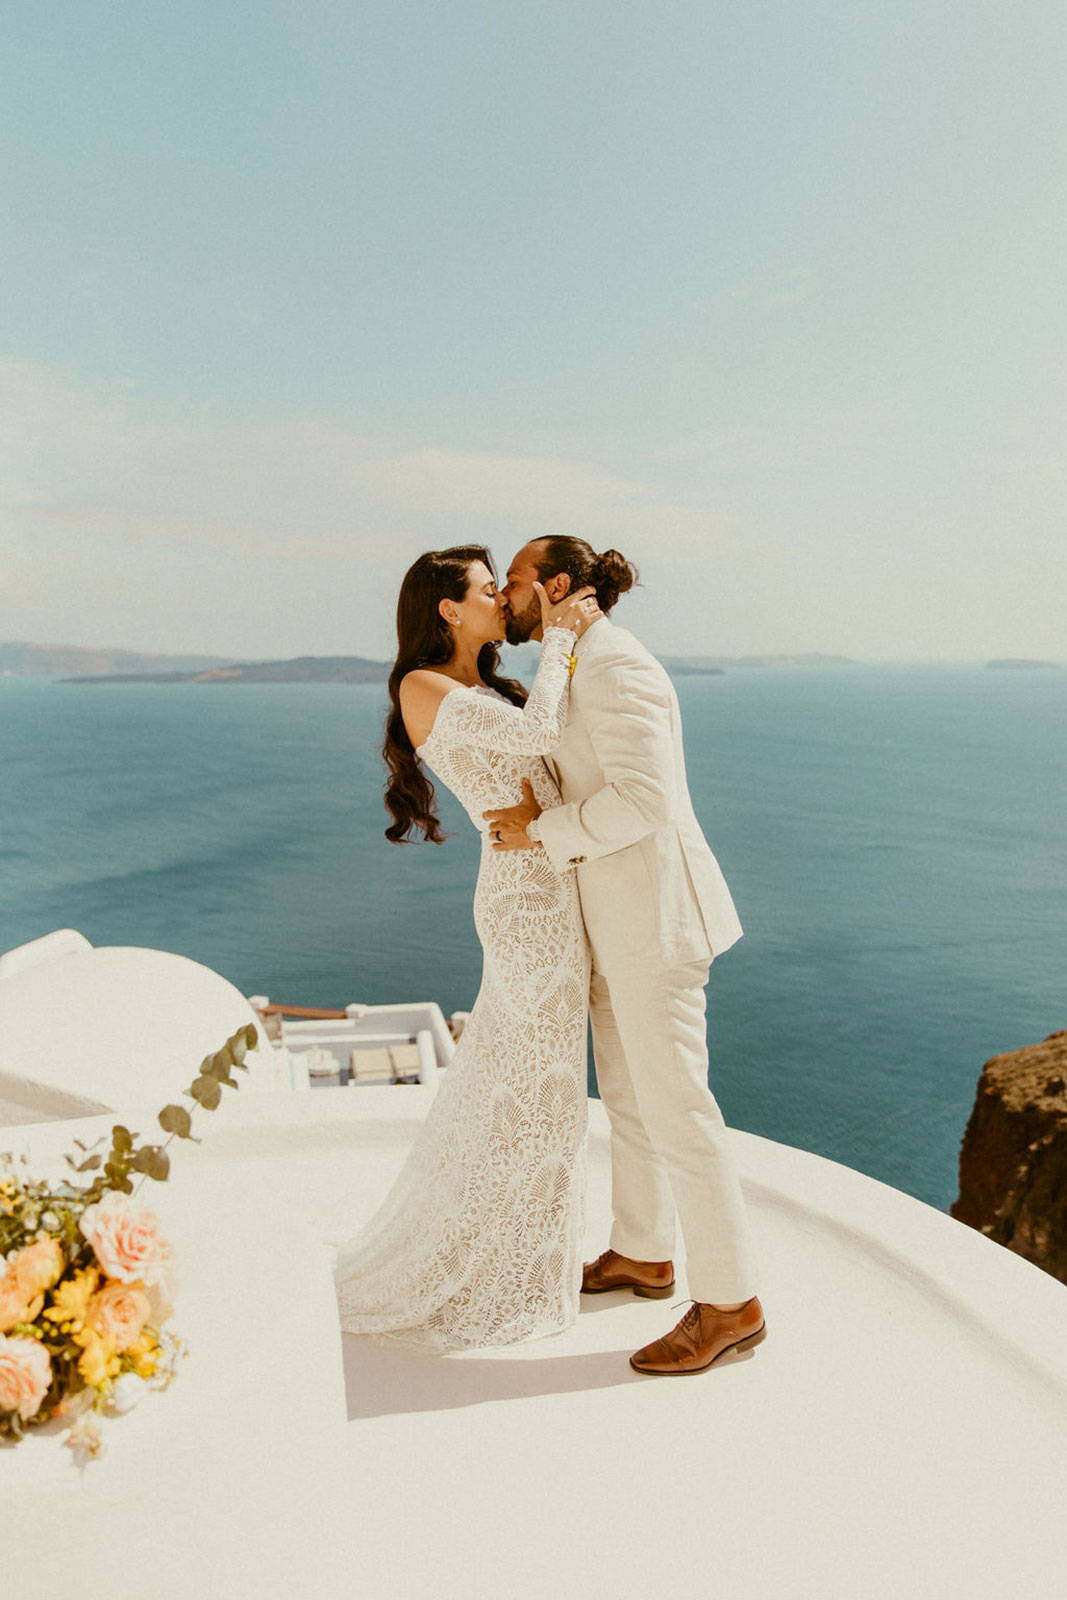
[{"x1": 445, "y1": 560, "x2": 507, "y2": 645}]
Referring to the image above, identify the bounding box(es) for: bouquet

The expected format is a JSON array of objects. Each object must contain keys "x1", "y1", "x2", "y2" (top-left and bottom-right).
[{"x1": 0, "y1": 1023, "x2": 256, "y2": 1462}]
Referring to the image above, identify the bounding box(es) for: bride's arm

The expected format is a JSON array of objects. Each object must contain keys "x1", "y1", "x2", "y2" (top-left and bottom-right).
[{"x1": 426, "y1": 626, "x2": 578, "y2": 756}]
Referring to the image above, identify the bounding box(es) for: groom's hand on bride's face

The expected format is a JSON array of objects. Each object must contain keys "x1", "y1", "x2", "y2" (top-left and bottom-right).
[{"x1": 484, "y1": 779, "x2": 543, "y2": 851}]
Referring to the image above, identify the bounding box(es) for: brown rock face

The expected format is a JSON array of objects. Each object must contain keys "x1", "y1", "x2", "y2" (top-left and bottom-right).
[{"x1": 951, "y1": 1029, "x2": 1067, "y2": 1284}]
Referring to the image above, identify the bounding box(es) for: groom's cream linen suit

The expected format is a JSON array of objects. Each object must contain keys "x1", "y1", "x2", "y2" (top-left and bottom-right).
[{"x1": 532, "y1": 616, "x2": 760, "y2": 1302}]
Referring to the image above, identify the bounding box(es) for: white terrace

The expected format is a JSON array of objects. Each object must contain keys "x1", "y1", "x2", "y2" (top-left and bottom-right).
[{"x1": 1, "y1": 931, "x2": 1065, "y2": 1600}]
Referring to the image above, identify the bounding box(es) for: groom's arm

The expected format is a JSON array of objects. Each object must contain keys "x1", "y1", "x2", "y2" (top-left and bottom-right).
[{"x1": 531, "y1": 650, "x2": 675, "y2": 871}]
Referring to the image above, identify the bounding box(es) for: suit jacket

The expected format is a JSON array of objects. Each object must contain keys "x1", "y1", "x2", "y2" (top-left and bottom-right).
[{"x1": 534, "y1": 616, "x2": 744, "y2": 969}]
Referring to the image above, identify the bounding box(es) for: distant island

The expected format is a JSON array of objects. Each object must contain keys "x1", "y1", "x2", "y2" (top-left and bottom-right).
[
  {"x1": 659, "y1": 652, "x2": 854, "y2": 672},
  {"x1": 0, "y1": 641, "x2": 240, "y2": 678},
  {"x1": 985, "y1": 658, "x2": 1060, "y2": 670},
  {"x1": 60, "y1": 656, "x2": 391, "y2": 685},
  {"x1": 59, "y1": 652, "x2": 855, "y2": 684},
  {"x1": 3, "y1": 640, "x2": 860, "y2": 685}
]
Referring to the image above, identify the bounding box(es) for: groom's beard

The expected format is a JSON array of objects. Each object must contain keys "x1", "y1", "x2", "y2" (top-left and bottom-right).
[{"x1": 504, "y1": 597, "x2": 541, "y2": 646}]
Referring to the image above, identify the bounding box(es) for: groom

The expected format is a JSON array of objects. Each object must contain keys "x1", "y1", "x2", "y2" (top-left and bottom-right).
[{"x1": 485, "y1": 538, "x2": 766, "y2": 1375}]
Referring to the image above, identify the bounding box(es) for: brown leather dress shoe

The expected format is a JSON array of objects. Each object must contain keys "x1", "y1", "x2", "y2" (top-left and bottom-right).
[
  {"x1": 629, "y1": 1296, "x2": 766, "y2": 1374},
  {"x1": 581, "y1": 1248, "x2": 676, "y2": 1299}
]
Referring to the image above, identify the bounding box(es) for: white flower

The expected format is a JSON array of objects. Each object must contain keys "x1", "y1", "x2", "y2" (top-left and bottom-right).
[
  {"x1": 66, "y1": 1408, "x2": 106, "y2": 1462},
  {"x1": 108, "y1": 1372, "x2": 148, "y2": 1415},
  {"x1": 145, "y1": 1329, "x2": 189, "y2": 1389}
]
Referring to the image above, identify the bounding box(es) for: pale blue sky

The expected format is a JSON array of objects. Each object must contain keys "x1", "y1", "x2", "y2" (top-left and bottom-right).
[{"x1": 3, "y1": 2, "x2": 1064, "y2": 661}]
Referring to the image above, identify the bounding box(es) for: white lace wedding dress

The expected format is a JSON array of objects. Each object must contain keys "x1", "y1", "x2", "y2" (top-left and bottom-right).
[{"x1": 332, "y1": 625, "x2": 590, "y2": 1351}]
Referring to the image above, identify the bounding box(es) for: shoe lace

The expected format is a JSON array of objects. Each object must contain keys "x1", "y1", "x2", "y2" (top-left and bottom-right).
[{"x1": 671, "y1": 1299, "x2": 703, "y2": 1332}]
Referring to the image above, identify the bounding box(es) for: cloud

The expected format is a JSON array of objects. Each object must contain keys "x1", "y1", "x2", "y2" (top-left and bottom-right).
[
  {"x1": 1, "y1": 357, "x2": 740, "y2": 548},
  {"x1": 5, "y1": 356, "x2": 1063, "y2": 662},
  {"x1": 0, "y1": 357, "x2": 743, "y2": 656}
]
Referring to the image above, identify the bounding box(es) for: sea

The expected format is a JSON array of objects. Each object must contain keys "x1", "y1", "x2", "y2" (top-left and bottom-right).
[{"x1": 2, "y1": 663, "x2": 1064, "y2": 1214}]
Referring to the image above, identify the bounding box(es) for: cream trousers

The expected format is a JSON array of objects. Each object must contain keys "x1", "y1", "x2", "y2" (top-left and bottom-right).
[{"x1": 589, "y1": 953, "x2": 761, "y2": 1305}]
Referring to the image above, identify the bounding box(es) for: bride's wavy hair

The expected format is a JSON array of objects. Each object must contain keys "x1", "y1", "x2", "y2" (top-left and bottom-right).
[{"x1": 383, "y1": 546, "x2": 528, "y2": 844}]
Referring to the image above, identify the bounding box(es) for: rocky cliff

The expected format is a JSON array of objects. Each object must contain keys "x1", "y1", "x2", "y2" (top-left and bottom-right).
[{"x1": 952, "y1": 1029, "x2": 1067, "y2": 1283}]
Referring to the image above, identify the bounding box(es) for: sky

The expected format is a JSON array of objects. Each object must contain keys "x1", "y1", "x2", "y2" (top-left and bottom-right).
[{"x1": 2, "y1": 1, "x2": 1064, "y2": 663}]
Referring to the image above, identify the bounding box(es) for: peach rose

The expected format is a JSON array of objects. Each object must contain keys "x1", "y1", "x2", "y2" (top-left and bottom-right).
[
  {"x1": 12, "y1": 1237, "x2": 65, "y2": 1299},
  {"x1": 0, "y1": 1334, "x2": 52, "y2": 1420},
  {"x1": 78, "y1": 1192, "x2": 172, "y2": 1286},
  {"x1": 0, "y1": 1270, "x2": 32, "y2": 1334},
  {"x1": 87, "y1": 1279, "x2": 151, "y2": 1352}
]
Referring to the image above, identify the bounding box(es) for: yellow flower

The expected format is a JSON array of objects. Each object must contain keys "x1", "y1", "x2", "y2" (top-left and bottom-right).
[
  {"x1": 125, "y1": 1329, "x2": 159, "y2": 1376},
  {"x1": 73, "y1": 1325, "x2": 119, "y2": 1388},
  {"x1": 45, "y1": 1266, "x2": 99, "y2": 1324}
]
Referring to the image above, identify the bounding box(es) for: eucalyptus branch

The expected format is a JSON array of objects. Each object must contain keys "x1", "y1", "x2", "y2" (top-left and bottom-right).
[{"x1": 62, "y1": 1023, "x2": 259, "y2": 1207}]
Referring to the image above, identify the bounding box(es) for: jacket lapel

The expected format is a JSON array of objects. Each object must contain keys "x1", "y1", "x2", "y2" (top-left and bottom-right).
[{"x1": 542, "y1": 753, "x2": 562, "y2": 788}]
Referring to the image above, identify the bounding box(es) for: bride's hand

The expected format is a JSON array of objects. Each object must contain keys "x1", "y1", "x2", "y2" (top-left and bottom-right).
[{"x1": 534, "y1": 581, "x2": 603, "y2": 639}]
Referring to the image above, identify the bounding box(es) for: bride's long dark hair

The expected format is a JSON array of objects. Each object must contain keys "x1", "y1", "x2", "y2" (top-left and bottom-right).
[{"x1": 383, "y1": 546, "x2": 528, "y2": 844}]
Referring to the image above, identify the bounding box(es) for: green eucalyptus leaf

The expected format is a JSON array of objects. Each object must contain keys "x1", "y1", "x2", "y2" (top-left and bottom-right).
[
  {"x1": 111, "y1": 1126, "x2": 133, "y2": 1154},
  {"x1": 76, "y1": 1155, "x2": 102, "y2": 1172},
  {"x1": 131, "y1": 1145, "x2": 170, "y2": 1181},
  {"x1": 158, "y1": 1104, "x2": 193, "y2": 1138},
  {"x1": 190, "y1": 1075, "x2": 222, "y2": 1110}
]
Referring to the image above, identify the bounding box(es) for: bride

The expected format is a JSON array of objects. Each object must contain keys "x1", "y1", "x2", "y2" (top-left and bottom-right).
[{"x1": 332, "y1": 545, "x2": 602, "y2": 1351}]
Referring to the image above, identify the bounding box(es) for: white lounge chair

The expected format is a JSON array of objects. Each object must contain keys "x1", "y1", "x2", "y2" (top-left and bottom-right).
[{"x1": 248, "y1": 995, "x2": 454, "y2": 1087}]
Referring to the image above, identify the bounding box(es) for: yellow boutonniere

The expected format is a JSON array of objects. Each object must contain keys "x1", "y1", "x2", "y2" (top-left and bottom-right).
[{"x1": 566, "y1": 652, "x2": 578, "y2": 677}]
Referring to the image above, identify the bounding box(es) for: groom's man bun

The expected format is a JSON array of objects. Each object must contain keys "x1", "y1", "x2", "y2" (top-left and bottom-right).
[{"x1": 532, "y1": 538, "x2": 639, "y2": 613}]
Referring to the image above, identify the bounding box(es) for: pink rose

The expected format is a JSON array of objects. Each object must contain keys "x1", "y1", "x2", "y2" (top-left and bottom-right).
[
  {"x1": 0, "y1": 1270, "x2": 34, "y2": 1334},
  {"x1": 88, "y1": 1280, "x2": 151, "y2": 1352},
  {"x1": 0, "y1": 1334, "x2": 52, "y2": 1420},
  {"x1": 12, "y1": 1237, "x2": 65, "y2": 1299},
  {"x1": 78, "y1": 1192, "x2": 172, "y2": 1287}
]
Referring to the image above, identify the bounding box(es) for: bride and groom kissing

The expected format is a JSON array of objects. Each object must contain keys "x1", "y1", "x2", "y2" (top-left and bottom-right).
[{"x1": 331, "y1": 537, "x2": 765, "y2": 1376}]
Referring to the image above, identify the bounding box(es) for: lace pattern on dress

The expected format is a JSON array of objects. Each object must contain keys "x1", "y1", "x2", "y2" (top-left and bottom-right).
[{"x1": 331, "y1": 626, "x2": 590, "y2": 1351}]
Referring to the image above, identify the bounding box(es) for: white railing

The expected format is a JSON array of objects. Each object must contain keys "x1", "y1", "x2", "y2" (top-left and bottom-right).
[{"x1": 247, "y1": 997, "x2": 456, "y2": 1089}]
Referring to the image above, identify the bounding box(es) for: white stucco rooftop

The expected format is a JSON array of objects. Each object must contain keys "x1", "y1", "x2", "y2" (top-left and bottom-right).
[{"x1": 4, "y1": 1084, "x2": 1065, "y2": 1599}]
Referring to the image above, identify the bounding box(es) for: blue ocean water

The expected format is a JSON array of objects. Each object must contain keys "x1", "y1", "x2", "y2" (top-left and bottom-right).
[{"x1": 1, "y1": 665, "x2": 1063, "y2": 1212}]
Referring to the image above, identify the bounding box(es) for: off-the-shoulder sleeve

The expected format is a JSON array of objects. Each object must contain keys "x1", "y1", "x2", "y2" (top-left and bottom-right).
[{"x1": 425, "y1": 626, "x2": 577, "y2": 755}]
